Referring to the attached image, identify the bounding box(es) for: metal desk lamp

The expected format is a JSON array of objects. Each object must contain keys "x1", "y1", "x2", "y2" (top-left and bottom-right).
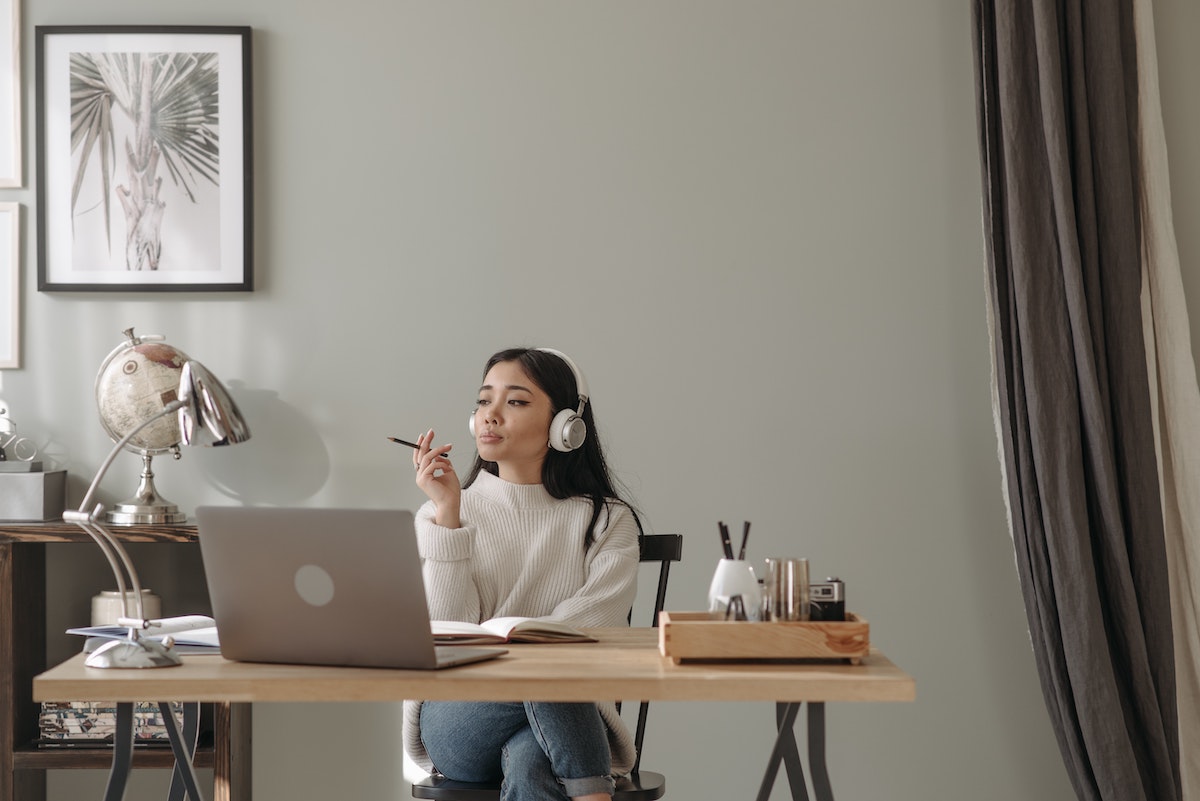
[{"x1": 64, "y1": 338, "x2": 251, "y2": 669}]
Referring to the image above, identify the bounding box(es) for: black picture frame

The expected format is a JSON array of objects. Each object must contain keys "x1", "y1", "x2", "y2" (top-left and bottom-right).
[{"x1": 35, "y1": 26, "x2": 252, "y2": 292}]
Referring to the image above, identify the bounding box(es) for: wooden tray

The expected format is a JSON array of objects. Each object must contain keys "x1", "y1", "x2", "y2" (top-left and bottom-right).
[{"x1": 657, "y1": 610, "x2": 870, "y2": 664}]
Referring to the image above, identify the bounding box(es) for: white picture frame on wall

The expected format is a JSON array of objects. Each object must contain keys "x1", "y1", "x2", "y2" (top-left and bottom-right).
[
  {"x1": 0, "y1": 203, "x2": 18, "y2": 368},
  {"x1": 0, "y1": 0, "x2": 20, "y2": 188}
]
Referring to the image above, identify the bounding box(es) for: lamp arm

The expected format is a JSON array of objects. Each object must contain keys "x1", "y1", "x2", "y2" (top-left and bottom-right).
[
  {"x1": 78, "y1": 517, "x2": 145, "y2": 625},
  {"x1": 63, "y1": 399, "x2": 186, "y2": 628},
  {"x1": 75, "y1": 399, "x2": 186, "y2": 515}
]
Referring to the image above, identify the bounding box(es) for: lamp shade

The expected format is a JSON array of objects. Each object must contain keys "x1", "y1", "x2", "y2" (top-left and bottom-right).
[{"x1": 177, "y1": 361, "x2": 251, "y2": 447}]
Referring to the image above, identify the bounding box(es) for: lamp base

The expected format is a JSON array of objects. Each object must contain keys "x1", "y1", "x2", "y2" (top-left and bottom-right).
[
  {"x1": 83, "y1": 637, "x2": 184, "y2": 669},
  {"x1": 105, "y1": 502, "x2": 188, "y2": 526}
]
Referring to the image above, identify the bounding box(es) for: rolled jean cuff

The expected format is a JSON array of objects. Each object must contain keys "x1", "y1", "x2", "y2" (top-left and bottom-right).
[{"x1": 559, "y1": 774, "x2": 615, "y2": 797}]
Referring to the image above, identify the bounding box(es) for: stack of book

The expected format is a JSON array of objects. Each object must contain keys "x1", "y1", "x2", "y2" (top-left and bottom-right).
[{"x1": 37, "y1": 701, "x2": 184, "y2": 747}]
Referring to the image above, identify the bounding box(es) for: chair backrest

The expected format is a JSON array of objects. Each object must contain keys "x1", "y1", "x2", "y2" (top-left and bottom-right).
[
  {"x1": 635, "y1": 533, "x2": 683, "y2": 627},
  {"x1": 629, "y1": 533, "x2": 683, "y2": 773}
]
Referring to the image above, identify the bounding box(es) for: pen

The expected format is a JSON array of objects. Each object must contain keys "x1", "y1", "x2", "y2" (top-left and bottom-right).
[
  {"x1": 738, "y1": 521, "x2": 750, "y2": 561},
  {"x1": 718, "y1": 521, "x2": 733, "y2": 560},
  {"x1": 387, "y1": 436, "x2": 421, "y2": 449}
]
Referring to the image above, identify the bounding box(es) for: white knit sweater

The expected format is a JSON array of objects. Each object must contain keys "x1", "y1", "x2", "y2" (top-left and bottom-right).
[{"x1": 402, "y1": 470, "x2": 641, "y2": 775}]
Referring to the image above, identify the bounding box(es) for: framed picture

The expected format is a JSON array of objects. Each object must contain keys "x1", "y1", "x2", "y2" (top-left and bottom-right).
[
  {"x1": 35, "y1": 26, "x2": 252, "y2": 292},
  {"x1": 0, "y1": 0, "x2": 19, "y2": 188},
  {"x1": 0, "y1": 203, "x2": 18, "y2": 368}
]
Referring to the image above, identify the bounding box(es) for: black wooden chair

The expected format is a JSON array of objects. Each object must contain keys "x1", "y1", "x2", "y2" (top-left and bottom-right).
[{"x1": 411, "y1": 533, "x2": 684, "y2": 801}]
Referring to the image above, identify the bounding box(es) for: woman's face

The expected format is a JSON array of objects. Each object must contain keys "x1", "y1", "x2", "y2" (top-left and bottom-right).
[{"x1": 474, "y1": 360, "x2": 555, "y2": 480}]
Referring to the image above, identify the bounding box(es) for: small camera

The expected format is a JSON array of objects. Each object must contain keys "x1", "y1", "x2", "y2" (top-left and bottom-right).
[{"x1": 808, "y1": 578, "x2": 845, "y2": 621}]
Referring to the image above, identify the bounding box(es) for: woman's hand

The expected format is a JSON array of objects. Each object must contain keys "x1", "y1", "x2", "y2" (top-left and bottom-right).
[{"x1": 414, "y1": 429, "x2": 461, "y2": 528}]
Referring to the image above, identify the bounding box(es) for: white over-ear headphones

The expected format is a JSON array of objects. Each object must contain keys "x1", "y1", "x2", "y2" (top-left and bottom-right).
[
  {"x1": 468, "y1": 348, "x2": 590, "y2": 452},
  {"x1": 539, "y1": 348, "x2": 589, "y2": 452}
]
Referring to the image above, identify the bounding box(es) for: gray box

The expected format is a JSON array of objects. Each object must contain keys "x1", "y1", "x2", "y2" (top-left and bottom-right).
[{"x1": 0, "y1": 469, "x2": 67, "y2": 521}]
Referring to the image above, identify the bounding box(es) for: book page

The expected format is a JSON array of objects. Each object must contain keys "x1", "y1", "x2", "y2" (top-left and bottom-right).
[
  {"x1": 482, "y1": 617, "x2": 596, "y2": 643},
  {"x1": 430, "y1": 618, "x2": 595, "y2": 644},
  {"x1": 430, "y1": 620, "x2": 507, "y2": 644}
]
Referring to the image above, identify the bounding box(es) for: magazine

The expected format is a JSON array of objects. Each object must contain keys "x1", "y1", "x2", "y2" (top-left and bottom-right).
[{"x1": 67, "y1": 614, "x2": 220, "y2": 650}]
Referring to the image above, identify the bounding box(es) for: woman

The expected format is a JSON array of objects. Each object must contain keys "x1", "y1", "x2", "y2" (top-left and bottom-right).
[{"x1": 402, "y1": 347, "x2": 642, "y2": 801}]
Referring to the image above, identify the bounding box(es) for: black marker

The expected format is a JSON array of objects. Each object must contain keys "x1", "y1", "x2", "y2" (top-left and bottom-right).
[{"x1": 718, "y1": 521, "x2": 733, "y2": 560}]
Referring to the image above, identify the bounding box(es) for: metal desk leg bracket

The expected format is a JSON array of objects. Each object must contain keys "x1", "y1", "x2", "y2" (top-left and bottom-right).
[
  {"x1": 104, "y1": 702, "x2": 204, "y2": 801},
  {"x1": 166, "y1": 703, "x2": 202, "y2": 801},
  {"x1": 103, "y1": 703, "x2": 135, "y2": 801},
  {"x1": 807, "y1": 702, "x2": 833, "y2": 801},
  {"x1": 160, "y1": 702, "x2": 205, "y2": 801},
  {"x1": 755, "y1": 702, "x2": 834, "y2": 801}
]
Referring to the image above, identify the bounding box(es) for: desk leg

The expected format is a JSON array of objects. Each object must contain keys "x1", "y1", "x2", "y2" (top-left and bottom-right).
[
  {"x1": 160, "y1": 702, "x2": 206, "y2": 801},
  {"x1": 756, "y1": 702, "x2": 836, "y2": 801},
  {"x1": 756, "y1": 702, "x2": 809, "y2": 801},
  {"x1": 779, "y1": 703, "x2": 811, "y2": 801},
  {"x1": 807, "y1": 703, "x2": 833, "y2": 801},
  {"x1": 103, "y1": 703, "x2": 136, "y2": 801},
  {"x1": 167, "y1": 703, "x2": 201, "y2": 801}
]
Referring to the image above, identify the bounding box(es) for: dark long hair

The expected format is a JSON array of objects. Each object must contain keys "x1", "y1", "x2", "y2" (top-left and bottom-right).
[{"x1": 462, "y1": 347, "x2": 642, "y2": 549}]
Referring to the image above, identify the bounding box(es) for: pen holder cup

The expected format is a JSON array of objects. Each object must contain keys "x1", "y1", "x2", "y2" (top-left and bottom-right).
[{"x1": 707, "y1": 559, "x2": 762, "y2": 621}]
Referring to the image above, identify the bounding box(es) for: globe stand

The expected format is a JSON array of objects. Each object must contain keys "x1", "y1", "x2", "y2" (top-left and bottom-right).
[{"x1": 105, "y1": 451, "x2": 188, "y2": 526}]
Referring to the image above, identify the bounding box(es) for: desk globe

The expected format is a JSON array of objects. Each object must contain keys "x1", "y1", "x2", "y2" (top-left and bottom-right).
[{"x1": 94, "y1": 328, "x2": 191, "y2": 524}]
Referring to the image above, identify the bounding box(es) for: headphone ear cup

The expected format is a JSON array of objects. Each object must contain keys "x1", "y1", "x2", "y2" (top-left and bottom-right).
[
  {"x1": 468, "y1": 411, "x2": 476, "y2": 438},
  {"x1": 564, "y1": 415, "x2": 587, "y2": 450},
  {"x1": 548, "y1": 408, "x2": 587, "y2": 452}
]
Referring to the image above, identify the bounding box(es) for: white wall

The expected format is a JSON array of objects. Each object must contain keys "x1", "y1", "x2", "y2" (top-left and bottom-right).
[{"x1": 0, "y1": 2, "x2": 1093, "y2": 799}]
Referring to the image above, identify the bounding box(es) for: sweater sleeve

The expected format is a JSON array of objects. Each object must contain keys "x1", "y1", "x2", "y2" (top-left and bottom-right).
[
  {"x1": 540, "y1": 501, "x2": 640, "y2": 627},
  {"x1": 414, "y1": 499, "x2": 482, "y2": 623}
]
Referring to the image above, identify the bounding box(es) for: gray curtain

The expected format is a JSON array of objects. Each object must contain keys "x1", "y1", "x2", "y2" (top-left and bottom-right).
[{"x1": 971, "y1": 2, "x2": 1180, "y2": 800}]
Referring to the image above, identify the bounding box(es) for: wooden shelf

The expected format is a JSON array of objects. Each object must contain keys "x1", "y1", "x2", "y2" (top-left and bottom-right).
[
  {"x1": 0, "y1": 521, "x2": 198, "y2": 544},
  {"x1": 13, "y1": 743, "x2": 217, "y2": 770},
  {"x1": 1, "y1": 522, "x2": 248, "y2": 801}
]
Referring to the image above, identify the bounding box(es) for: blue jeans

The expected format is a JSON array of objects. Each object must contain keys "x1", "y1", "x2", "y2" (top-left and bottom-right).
[{"x1": 420, "y1": 701, "x2": 615, "y2": 800}]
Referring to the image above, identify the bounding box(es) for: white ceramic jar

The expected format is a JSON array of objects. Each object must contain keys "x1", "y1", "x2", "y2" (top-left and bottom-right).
[
  {"x1": 707, "y1": 559, "x2": 762, "y2": 621},
  {"x1": 90, "y1": 589, "x2": 161, "y2": 626}
]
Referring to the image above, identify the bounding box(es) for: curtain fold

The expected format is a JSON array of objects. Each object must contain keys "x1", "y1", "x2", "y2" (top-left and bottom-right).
[
  {"x1": 972, "y1": 1, "x2": 1181, "y2": 800},
  {"x1": 1132, "y1": 0, "x2": 1200, "y2": 796}
]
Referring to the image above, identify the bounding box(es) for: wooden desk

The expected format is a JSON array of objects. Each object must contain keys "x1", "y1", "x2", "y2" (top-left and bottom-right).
[
  {"x1": 0, "y1": 522, "x2": 250, "y2": 801},
  {"x1": 35, "y1": 628, "x2": 915, "y2": 801}
]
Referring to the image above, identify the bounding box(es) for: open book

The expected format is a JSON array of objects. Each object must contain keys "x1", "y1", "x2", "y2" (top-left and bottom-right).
[
  {"x1": 67, "y1": 614, "x2": 221, "y2": 652},
  {"x1": 431, "y1": 617, "x2": 596, "y2": 645}
]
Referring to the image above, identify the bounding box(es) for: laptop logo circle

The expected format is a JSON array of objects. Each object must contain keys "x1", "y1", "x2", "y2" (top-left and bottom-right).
[{"x1": 294, "y1": 564, "x2": 335, "y2": 607}]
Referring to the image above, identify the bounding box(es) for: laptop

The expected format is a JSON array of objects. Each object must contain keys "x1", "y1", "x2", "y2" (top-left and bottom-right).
[{"x1": 194, "y1": 505, "x2": 506, "y2": 670}]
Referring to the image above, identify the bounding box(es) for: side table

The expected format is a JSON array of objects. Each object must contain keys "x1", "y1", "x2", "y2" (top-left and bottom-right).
[{"x1": 0, "y1": 522, "x2": 250, "y2": 801}]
